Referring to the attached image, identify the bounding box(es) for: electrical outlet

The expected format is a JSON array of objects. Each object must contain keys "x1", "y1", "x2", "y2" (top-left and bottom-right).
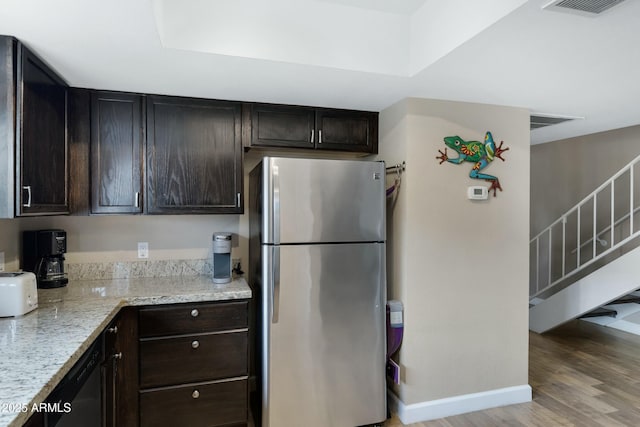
[
  {"x1": 0, "y1": 251, "x2": 4, "y2": 272},
  {"x1": 137, "y1": 242, "x2": 149, "y2": 259}
]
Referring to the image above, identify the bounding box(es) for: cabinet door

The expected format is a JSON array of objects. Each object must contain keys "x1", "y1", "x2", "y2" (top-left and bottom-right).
[
  {"x1": 16, "y1": 44, "x2": 69, "y2": 215},
  {"x1": 146, "y1": 96, "x2": 243, "y2": 214},
  {"x1": 250, "y1": 104, "x2": 315, "y2": 149},
  {"x1": 103, "y1": 307, "x2": 139, "y2": 427},
  {"x1": 91, "y1": 92, "x2": 143, "y2": 214},
  {"x1": 103, "y1": 328, "x2": 116, "y2": 427},
  {"x1": 316, "y1": 109, "x2": 378, "y2": 153}
]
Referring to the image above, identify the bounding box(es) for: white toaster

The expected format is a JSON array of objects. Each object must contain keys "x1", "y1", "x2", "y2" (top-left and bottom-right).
[{"x1": 0, "y1": 272, "x2": 38, "y2": 317}]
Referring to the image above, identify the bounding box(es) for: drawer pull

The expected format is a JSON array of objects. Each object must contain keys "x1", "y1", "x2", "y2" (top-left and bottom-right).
[
  {"x1": 191, "y1": 340, "x2": 200, "y2": 349},
  {"x1": 113, "y1": 352, "x2": 123, "y2": 360},
  {"x1": 191, "y1": 309, "x2": 199, "y2": 318},
  {"x1": 192, "y1": 390, "x2": 200, "y2": 399},
  {"x1": 108, "y1": 326, "x2": 118, "y2": 334}
]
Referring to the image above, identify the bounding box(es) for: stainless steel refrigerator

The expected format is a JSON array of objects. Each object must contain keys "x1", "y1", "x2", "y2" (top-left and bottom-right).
[{"x1": 249, "y1": 157, "x2": 386, "y2": 427}]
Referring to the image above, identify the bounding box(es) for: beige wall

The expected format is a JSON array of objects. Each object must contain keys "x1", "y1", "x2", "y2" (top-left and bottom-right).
[
  {"x1": 0, "y1": 215, "x2": 243, "y2": 269},
  {"x1": 531, "y1": 124, "x2": 640, "y2": 236},
  {"x1": 378, "y1": 98, "x2": 530, "y2": 405},
  {"x1": 0, "y1": 152, "x2": 274, "y2": 273}
]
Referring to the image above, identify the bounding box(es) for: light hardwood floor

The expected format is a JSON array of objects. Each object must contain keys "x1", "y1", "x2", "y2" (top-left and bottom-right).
[{"x1": 383, "y1": 320, "x2": 640, "y2": 426}]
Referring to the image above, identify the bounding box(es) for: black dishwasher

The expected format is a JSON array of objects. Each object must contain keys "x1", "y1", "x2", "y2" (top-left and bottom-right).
[{"x1": 45, "y1": 336, "x2": 103, "y2": 427}]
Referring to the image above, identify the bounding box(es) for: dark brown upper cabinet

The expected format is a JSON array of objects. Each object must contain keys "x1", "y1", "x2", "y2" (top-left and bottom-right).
[
  {"x1": 146, "y1": 96, "x2": 243, "y2": 214},
  {"x1": 315, "y1": 109, "x2": 378, "y2": 153},
  {"x1": 247, "y1": 103, "x2": 378, "y2": 154},
  {"x1": 91, "y1": 91, "x2": 144, "y2": 214},
  {"x1": 250, "y1": 104, "x2": 315, "y2": 149},
  {"x1": 0, "y1": 36, "x2": 69, "y2": 217}
]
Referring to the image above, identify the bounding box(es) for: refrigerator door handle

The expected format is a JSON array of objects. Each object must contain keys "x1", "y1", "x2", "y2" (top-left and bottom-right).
[
  {"x1": 272, "y1": 246, "x2": 280, "y2": 323},
  {"x1": 273, "y1": 164, "x2": 281, "y2": 244}
]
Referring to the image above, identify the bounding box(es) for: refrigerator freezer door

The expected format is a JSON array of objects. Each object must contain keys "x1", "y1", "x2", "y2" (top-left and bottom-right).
[
  {"x1": 262, "y1": 157, "x2": 385, "y2": 244},
  {"x1": 262, "y1": 243, "x2": 386, "y2": 427}
]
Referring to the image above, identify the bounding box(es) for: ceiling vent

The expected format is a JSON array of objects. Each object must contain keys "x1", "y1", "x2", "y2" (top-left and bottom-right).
[
  {"x1": 530, "y1": 113, "x2": 581, "y2": 130},
  {"x1": 543, "y1": 0, "x2": 627, "y2": 15}
]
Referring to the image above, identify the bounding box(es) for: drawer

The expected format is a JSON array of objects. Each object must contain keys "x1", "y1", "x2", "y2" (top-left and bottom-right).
[
  {"x1": 140, "y1": 378, "x2": 247, "y2": 427},
  {"x1": 139, "y1": 301, "x2": 248, "y2": 338},
  {"x1": 140, "y1": 331, "x2": 248, "y2": 389}
]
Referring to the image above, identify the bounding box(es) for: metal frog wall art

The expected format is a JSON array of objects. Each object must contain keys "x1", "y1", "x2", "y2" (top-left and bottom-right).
[{"x1": 436, "y1": 131, "x2": 509, "y2": 197}]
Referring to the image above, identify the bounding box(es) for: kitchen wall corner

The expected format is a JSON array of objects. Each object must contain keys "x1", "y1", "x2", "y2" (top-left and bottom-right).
[{"x1": 377, "y1": 97, "x2": 530, "y2": 420}]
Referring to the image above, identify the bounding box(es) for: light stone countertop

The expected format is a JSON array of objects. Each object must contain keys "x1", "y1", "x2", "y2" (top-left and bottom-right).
[{"x1": 0, "y1": 275, "x2": 251, "y2": 427}]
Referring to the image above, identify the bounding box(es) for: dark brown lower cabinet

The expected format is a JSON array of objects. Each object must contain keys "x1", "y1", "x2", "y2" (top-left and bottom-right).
[
  {"x1": 139, "y1": 332, "x2": 247, "y2": 389},
  {"x1": 138, "y1": 301, "x2": 250, "y2": 427},
  {"x1": 139, "y1": 379, "x2": 248, "y2": 427},
  {"x1": 103, "y1": 306, "x2": 139, "y2": 427},
  {"x1": 25, "y1": 301, "x2": 249, "y2": 427}
]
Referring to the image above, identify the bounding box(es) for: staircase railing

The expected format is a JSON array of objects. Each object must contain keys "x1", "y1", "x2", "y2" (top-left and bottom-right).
[{"x1": 530, "y1": 153, "x2": 640, "y2": 299}]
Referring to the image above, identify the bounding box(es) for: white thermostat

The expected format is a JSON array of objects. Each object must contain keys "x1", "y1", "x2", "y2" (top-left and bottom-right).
[{"x1": 467, "y1": 186, "x2": 488, "y2": 200}]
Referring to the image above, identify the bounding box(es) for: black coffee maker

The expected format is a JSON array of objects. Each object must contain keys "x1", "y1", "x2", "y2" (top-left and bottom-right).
[{"x1": 22, "y1": 229, "x2": 69, "y2": 288}]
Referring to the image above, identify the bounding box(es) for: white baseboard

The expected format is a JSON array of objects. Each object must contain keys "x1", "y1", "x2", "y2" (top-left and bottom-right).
[{"x1": 387, "y1": 384, "x2": 532, "y2": 424}]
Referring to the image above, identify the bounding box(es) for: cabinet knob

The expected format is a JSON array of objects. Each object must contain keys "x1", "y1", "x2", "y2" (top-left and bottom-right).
[
  {"x1": 113, "y1": 352, "x2": 123, "y2": 360},
  {"x1": 191, "y1": 340, "x2": 200, "y2": 349},
  {"x1": 192, "y1": 390, "x2": 200, "y2": 399},
  {"x1": 108, "y1": 326, "x2": 118, "y2": 334},
  {"x1": 191, "y1": 309, "x2": 199, "y2": 317}
]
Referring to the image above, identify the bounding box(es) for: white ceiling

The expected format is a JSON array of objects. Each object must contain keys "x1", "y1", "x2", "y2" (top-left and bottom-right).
[
  {"x1": 1, "y1": 0, "x2": 639, "y2": 144},
  {"x1": 314, "y1": 0, "x2": 428, "y2": 15}
]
